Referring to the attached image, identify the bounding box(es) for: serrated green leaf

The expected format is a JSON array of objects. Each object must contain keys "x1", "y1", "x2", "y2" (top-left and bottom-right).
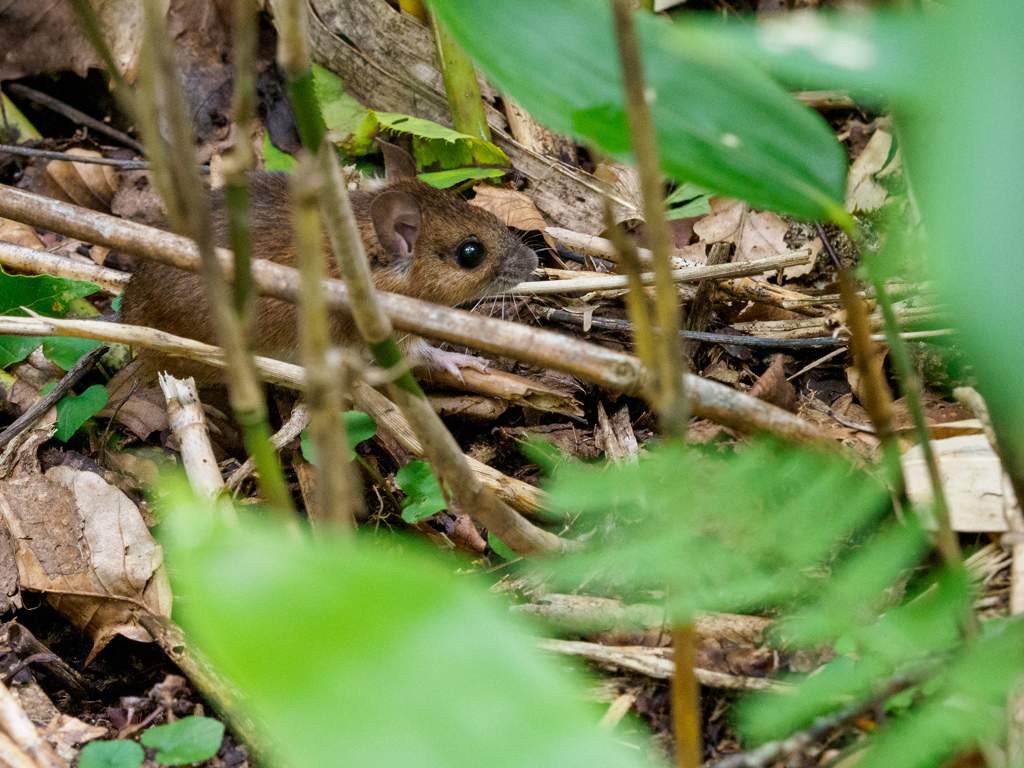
[
  {"x1": 312, "y1": 63, "x2": 369, "y2": 139},
  {"x1": 55, "y1": 384, "x2": 108, "y2": 441},
  {"x1": 43, "y1": 336, "x2": 102, "y2": 371},
  {"x1": 158, "y1": 481, "x2": 651, "y2": 768},
  {"x1": 140, "y1": 716, "x2": 224, "y2": 766},
  {"x1": 417, "y1": 167, "x2": 504, "y2": 189},
  {"x1": 262, "y1": 130, "x2": 295, "y2": 173},
  {"x1": 78, "y1": 740, "x2": 144, "y2": 768},
  {"x1": 372, "y1": 111, "x2": 508, "y2": 170},
  {"x1": 396, "y1": 460, "x2": 447, "y2": 523},
  {"x1": 429, "y1": 0, "x2": 847, "y2": 220}
]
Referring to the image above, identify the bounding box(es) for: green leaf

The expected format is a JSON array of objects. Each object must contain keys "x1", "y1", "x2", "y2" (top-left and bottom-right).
[
  {"x1": 140, "y1": 716, "x2": 224, "y2": 766},
  {"x1": 428, "y1": 0, "x2": 847, "y2": 220},
  {"x1": 262, "y1": 130, "x2": 295, "y2": 173},
  {"x1": 0, "y1": 336, "x2": 42, "y2": 369},
  {"x1": 343, "y1": 410, "x2": 377, "y2": 448},
  {"x1": 42, "y1": 336, "x2": 102, "y2": 371},
  {"x1": 898, "y1": 0, "x2": 1024, "y2": 489},
  {"x1": 0, "y1": 268, "x2": 99, "y2": 368},
  {"x1": 111, "y1": 294, "x2": 123, "y2": 312},
  {"x1": 158, "y1": 484, "x2": 649, "y2": 768},
  {"x1": 0, "y1": 93, "x2": 41, "y2": 142},
  {"x1": 666, "y1": 194, "x2": 711, "y2": 219},
  {"x1": 417, "y1": 167, "x2": 504, "y2": 189},
  {"x1": 395, "y1": 460, "x2": 447, "y2": 523},
  {"x1": 78, "y1": 740, "x2": 144, "y2": 768},
  {"x1": 55, "y1": 384, "x2": 108, "y2": 441},
  {"x1": 371, "y1": 111, "x2": 509, "y2": 170},
  {"x1": 300, "y1": 410, "x2": 377, "y2": 463}
]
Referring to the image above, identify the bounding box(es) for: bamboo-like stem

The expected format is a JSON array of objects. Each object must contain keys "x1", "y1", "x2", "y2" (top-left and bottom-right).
[
  {"x1": 135, "y1": 0, "x2": 294, "y2": 516},
  {"x1": 0, "y1": 184, "x2": 833, "y2": 446},
  {"x1": 610, "y1": 0, "x2": 688, "y2": 438},
  {"x1": 429, "y1": 10, "x2": 492, "y2": 142},
  {"x1": 604, "y1": 203, "x2": 657, "y2": 379},
  {"x1": 223, "y1": 0, "x2": 259, "y2": 334},
  {"x1": 274, "y1": 0, "x2": 325, "y2": 150},
  {"x1": 671, "y1": 624, "x2": 702, "y2": 768},
  {"x1": 314, "y1": 151, "x2": 565, "y2": 555},
  {"x1": 291, "y1": 154, "x2": 361, "y2": 528},
  {"x1": 837, "y1": 269, "x2": 904, "y2": 496},
  {"x1": 869, "y1": 274, "x2": 965, "y2": 572}
]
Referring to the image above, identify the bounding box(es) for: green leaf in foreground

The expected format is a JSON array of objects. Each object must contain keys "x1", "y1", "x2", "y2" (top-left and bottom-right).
[
  {"x1": 78, "y1": 740, "x2": 144, "y2": 768},
  {"x1": 140, "y1": 716, "x2": 224, "y2": 766},
  {"x1": 55, "y1": 384, "x2": 108, "y2": 441},
  {"x1": 429, "y1": 0, "x2": 847, "y2": 221},
  {"x1": 159, "y1": 484, "x2": 651, "y2": 768},
  {"x1": 395, "y1": 460, "x2": 447, "y2": 523}
]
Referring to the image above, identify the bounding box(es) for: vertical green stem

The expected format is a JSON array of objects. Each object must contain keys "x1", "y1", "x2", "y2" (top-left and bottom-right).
[
  {"x1": 429, "y1": 10, "x2": 492, "y2": 141},
  {"x1": 610, "y1": 0, "x2": 688, "y2": 439}
]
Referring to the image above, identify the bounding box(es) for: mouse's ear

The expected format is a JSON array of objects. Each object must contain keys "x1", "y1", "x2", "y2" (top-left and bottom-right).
[
  {"x1": 370, "y1": 190, "x2": 422, "y2": 258},
  {"x1": 376, "y1": 139, "x2": 418, "y2": 182}
]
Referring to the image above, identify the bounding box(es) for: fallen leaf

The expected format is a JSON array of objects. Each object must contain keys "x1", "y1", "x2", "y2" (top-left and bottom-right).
[
  {"x1": 0, "y1": 218, "x2": 44, "y2": 249},
  {"x1": 470, "y1": 186, "x2": 554, "y2": 249},
  {"x1": 748, "y1": 356, "x2": 798, "y2": 412},
  {"x1": 0, "y1": 468, "x2": 172, "y2": 661},
  {"x1": 845, "y1": 129, "x2": 893, "y2": 213}
]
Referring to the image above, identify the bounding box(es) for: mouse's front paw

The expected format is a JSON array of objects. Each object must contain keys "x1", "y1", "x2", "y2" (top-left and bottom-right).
[{"x1": 424, "y1": 347, "x2": 490, "y2": 381}]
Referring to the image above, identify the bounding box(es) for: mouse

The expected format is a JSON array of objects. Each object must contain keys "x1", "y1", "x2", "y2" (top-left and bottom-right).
[{"x1": 120, "y1": 142, "x2": 538, "y2": 384}]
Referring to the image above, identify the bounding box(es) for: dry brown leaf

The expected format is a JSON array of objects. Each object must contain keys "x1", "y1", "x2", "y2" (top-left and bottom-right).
[
  {"x1": 43, "y1": 150, "x2": 118, "y2": 212},
  {"x1": 0, "y1": 468, "x2": 172, "y2": 661},
  {"x1": 845, "y1": 129, "x2": 893, "y2": 213},
  {"x1": 470, "y1": 186, "x2": 554, "y2": 250},
  {"x1": 0, "y1": 0, "x2": 144, "y2": 80},
  {"x1": 748, "y1": 356, "x2": 798, "y2": 413},
  {"x1": 0, "y1": 218, "x2": 44, "y2": 249},
  {"x1": 691, "y1": 198, "x2": 821, "y2": 278}
]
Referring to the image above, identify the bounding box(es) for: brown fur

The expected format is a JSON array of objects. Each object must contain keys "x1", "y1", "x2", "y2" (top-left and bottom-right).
[{"x1": 121, "y1": 172, "x2": 537, "y2": 382}]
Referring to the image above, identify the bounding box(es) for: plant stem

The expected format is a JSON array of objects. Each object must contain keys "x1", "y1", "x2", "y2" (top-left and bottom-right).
[
  {"x1": 429, "y1": 10, "x2": 492, "y2": 142},
  {"x1": 291, "y1": 153, "x2": 362, "y2": 528},
  {"x1": 136, "y1": 0, "x2": 294, "y2": 516},
  {"x1": 610, "y1": 0, "x2": 688, "y2": 439},
  {"x1": 671, "y1": 624, "x2": 702, "y2": 768},
  {"x1": 275, "y1": 0, "x2": 325, "y2": 150}
]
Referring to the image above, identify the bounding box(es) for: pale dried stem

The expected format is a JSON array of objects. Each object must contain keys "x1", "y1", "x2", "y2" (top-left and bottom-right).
[
  {"x1": 158, "y1": 374, "x2": 227, "y2": 500},
  {"x1": 0, "y1": 240, "x2": 128, "y2": 294}
]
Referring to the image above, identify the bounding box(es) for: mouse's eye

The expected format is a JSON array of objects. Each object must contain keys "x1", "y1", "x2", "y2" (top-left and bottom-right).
[{"x1": 455, "y1": 237, "x2": 487, "y2": 269}]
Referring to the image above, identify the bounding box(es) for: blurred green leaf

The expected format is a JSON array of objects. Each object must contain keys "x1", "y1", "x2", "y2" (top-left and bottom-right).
[
  {"x1": 898, "y1": 0, "x2": 1024, "y2": 487},
  {"x1": 429, "y1": 0, "x2": 847, "y2": 220},
  {"x1": 159, "y1": 483, "x2": 652, "y2": 768},
  {"x1": 55, "y1": 384, "x2": 108, "y2": 441},
  {"x1": 488, "y1": 532, "x2": 518, "y2": 561},
  {"x1": 42, "y1": 336, "x2": 102, "y2": 371},
  {"x1": 544, "y1": 440, "x2": 888, "y2": 619},
  {"x1": 140, "y1": 716, "x2": 224, "y2": 766},
  {"x1": 78, "y1": 740, "x2": 144, "y2": 768},
  {"x1": 418, "y1": 167, "x2": 504, "y2": 189},
  {"x1": 396, "y1": 460, "x2": 447, "y2": 523}
]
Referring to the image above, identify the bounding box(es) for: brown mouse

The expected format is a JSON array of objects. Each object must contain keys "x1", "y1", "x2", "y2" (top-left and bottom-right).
[{"x1": 121, "y1": 143, "x2": 537, "y2": 383}]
